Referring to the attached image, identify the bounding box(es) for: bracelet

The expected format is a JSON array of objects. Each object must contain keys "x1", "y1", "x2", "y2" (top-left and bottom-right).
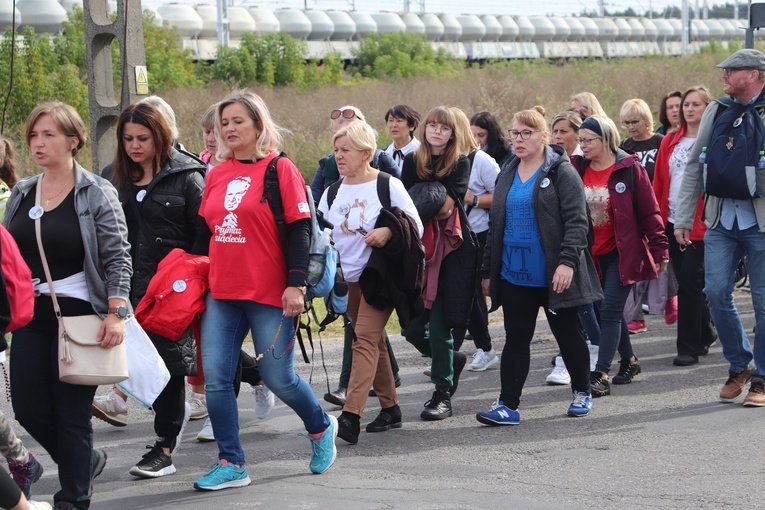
[{"x1": 473, "y1": 195, "x2": 479, "y2": 207}]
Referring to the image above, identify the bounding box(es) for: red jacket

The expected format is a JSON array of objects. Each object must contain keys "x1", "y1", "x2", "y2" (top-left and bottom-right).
[
  {"x1": 573, "y1": 151, "x2": 669, "y2": 285},
  {"x1": 134, "y1": 248, "x2": 209, "y2": 341},
  {"x1": 652, "y1": 124, "x2": 707, "y2": 242}
]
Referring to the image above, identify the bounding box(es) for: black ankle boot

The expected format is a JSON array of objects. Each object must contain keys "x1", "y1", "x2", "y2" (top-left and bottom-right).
[
  {"x1": 323, "y1": 387, "x2": 347, "y2": 407},
  {"x1": 366, "y1": 405, "x2": 403, "y2": 433},
  {"x1": 420, "y1": 390, "x2": 452, "y2": 421},
  {"x1": 337, "y1": 412, "x2": 360, "y2": 444}
]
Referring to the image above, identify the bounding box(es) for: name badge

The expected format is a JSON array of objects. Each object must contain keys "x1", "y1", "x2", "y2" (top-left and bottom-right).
[
  {"x1": 540, "y1": 177, "x2": 551, "y2": 188},
  {"x1": 136, "y1": 189, "x2": 147, "y2": 202},
  {"x1": 29, "y1": 205, "x2": 44, "y2": 220},
  {"x1": 615, "y1": 182, "x2": 626, "y2": 194},
  {"x1": 172, "y1": 280, "x2": 187, "y2": 293}
]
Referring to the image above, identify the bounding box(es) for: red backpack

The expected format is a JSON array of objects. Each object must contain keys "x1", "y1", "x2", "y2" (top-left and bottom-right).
[{"x1": 0, "y1": 225, "x2": 34, "y2": 332}]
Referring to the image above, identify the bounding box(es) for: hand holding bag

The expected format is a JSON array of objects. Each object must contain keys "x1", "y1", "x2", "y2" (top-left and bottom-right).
[{"x1": 33, "y1": 176, "x2": 129, "y2": 385}]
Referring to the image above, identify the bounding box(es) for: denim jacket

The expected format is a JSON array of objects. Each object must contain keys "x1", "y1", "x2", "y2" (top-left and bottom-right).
[{"x1": 4, "y1": 161, "x2": 132, "y2": 317}]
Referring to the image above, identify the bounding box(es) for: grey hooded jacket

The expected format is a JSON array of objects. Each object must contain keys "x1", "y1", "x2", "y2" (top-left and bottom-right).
[{"x1": 4, "y1": 161, "x2": 132, "y2": 317}]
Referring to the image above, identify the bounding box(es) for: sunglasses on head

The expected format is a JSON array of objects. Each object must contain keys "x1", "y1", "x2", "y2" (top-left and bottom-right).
[{"x1": 330, "y1": 109, "x2": 357, "y2": 120}]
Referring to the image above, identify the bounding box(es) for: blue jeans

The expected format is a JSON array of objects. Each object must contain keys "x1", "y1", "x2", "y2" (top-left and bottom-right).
[
  {"x1": 704, "y1": 223, "x2": 765, "y2": 377},
  {"x1": 578, "y1": 303, "x2": 600, "y2": 346},
  {"x1": 201, "y1": 294, "x2": 330, "y2": 465},
  {"x1": 595, "y1": 251, "x2": 635, "y2": 374}
]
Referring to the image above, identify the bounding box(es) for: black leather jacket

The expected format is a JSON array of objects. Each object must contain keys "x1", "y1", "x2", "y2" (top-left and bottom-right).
[{"x1": 117, "y1": 148, "x2": 208, "y2": 375}]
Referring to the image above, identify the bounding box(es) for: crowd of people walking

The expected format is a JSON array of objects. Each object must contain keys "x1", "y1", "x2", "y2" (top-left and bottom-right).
[{"x1": 0, "y1": 47, "x2": 764, "y2": 508}]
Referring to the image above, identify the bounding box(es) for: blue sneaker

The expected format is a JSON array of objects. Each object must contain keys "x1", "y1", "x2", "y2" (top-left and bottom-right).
[
  {"x1": 567, "y1": 391, "x2": 593, "y2": 417},
  {"x1": 476, "y1": 401, "x2": 520, "y2": 426},
  {"x1": 300, "y1": 415, "x2": 338, "y2": 474},
  {"x1": 193, "y1": 460, "x2": 251, "y2": 491}
]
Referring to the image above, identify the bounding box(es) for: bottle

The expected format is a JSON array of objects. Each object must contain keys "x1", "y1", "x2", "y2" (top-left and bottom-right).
[
  {"x1": 698, "y1": 146, "x2": 707, "y2": 165},
  {"x1": 758, "y1": 150, "x2": 765, "y2": 169}
]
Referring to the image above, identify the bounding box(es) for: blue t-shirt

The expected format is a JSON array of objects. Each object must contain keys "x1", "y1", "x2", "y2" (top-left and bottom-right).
[{"x1": 501, "y1": 169, "x2": 547, "y2": 287}]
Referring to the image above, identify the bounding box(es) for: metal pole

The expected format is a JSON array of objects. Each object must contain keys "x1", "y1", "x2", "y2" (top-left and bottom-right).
[
  {"x1": 746, "y1": 0, "x2": 754, "y2": 49},
  {"x1": 217, "y1": 0, "x2": 229, "y2": 48},
  {"x1": 682, "y1": 0, "x2": 689, "y2": 55}
]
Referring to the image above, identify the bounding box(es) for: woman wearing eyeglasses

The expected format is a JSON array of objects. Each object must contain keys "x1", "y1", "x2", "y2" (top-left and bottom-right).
[
  {"x1": 401, "y1": 106, "x2": 472, "y2": 421},
  {"x1": 310, "y1": 106, "x2": 398, "y2": 204},
  {"x1": 618, "y1": 99, "x2": 673, "y2": 335},
  {"x1": 576, "y1": 115, "x2": 669, "y2": 397},
  {"x1": 653, "y1": 85, "x2": 717, "y2": 366},
  {"x1": 476, "y1": 106, "x2": 601, "y2": 426}
]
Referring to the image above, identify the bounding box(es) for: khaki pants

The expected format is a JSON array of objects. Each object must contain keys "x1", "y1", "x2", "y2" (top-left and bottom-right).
[{"x1": 343, "y1": 282, "x2": 399, "y2": 416}]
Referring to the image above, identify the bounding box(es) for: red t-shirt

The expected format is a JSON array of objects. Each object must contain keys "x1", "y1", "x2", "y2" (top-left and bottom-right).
[
  {"x1": 199, "y1": 153, "x2": 311, "y2": 307},
  {"x1": 583, "y1": 164, "x2": 617, "y2": 257}
]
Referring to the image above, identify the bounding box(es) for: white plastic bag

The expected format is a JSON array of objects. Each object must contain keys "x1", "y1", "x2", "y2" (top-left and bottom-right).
[{"x1": 117, "y1": 318, "x2": 170, "y2": 408}]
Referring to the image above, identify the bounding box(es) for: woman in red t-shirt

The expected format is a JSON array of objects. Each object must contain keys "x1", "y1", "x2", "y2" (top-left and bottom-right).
[
  {"x1": 193, "y1": 91, "x2": 338, "y2": 491},
  {"x1": 579, "y1": 115, "x2": 669, "y2": 398}
]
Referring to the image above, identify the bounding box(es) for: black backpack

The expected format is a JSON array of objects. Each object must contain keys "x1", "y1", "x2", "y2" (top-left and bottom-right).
[{"x1": 703, "y1": 96, "x2": 765, "y2": 199}]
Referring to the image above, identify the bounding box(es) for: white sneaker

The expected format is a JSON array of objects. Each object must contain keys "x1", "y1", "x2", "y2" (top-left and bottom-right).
[
  {"x1": 197, "y1": 417, "x2": 215, "y2": 442},
  {"x1": 188, "y1": 393, "x2": 208, "y2": 420},
  {"x1": 27, "y1": 501, "x2": 53, "y2": 510},
  {"x1": 588, "y1": 344, "x2": 599, "y2": 372},
  {"x1": 92, "y1": 392, "x2": 128, "y2": 427},
  {"x1": 546, "y1": 356, "x2": 571, "y2": 385},
  {"x1": 469, "y1": 348, "x2": 499, "y2": 372},
  {"x1": 172, "y1": 402, "x2": 192, "y2": 454},
  {"x1": 254, "y1": 385, "x2": 275, "y2": 420}
]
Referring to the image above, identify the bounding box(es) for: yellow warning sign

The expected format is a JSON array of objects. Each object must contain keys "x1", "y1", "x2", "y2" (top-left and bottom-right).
[{"x1": 135, "y1": 66, "x2": 149, "y2": 95}]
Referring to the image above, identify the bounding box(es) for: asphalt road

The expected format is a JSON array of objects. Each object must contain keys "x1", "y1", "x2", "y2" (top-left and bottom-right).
[{"x1": 8, "y1": 288, "x2": 763, "y2": 509}]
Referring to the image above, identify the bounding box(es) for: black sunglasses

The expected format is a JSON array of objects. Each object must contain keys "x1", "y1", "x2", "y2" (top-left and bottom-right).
[{"x1": 330, "y1": 109, "x2": 357, "y2": 120}]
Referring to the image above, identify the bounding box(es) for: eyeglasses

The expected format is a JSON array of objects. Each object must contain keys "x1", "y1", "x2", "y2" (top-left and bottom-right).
[
  {"x1": 722, "y1": 68, "x2": 754, "y2": 77},
  {"x1": 622, "y1": 120, "x2": 642, "y2": 127},
  {"x1": 576, "y1": 136, "x2": 601, "y2": 146},
  {"x1": 426, "y1": 122, "x2": 452, "y2": 134},
  {"x1": 509, "y1": 129, "x2": 540, "y2": 140},
  {"x1": 330, "y1": 109, "x2": 357, "y2": 120}
]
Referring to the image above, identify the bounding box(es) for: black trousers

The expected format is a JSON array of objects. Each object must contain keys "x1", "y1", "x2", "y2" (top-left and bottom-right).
[
  {"x1": 453, "y1": 230, "x2": 492, "y2": 352},
  {"x1": 499, "y1": 280, "x2": 590, "y2": 409},
  {"x1": 11, "y1": 323, "x2": 97, "y2": 509},
  {"x1": 0, "y1": 465, "x2": 21, "y2": 509},
  {"x1": 667, "y1": 223, "x2": 717, "y2": 358}
]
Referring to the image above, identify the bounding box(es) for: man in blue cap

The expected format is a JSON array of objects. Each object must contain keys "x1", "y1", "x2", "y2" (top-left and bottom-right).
[{"x1": 675, "y1": 48, "x2": 765, "y2": 406}]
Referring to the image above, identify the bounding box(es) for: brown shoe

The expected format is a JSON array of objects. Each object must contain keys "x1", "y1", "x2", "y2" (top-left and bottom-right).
[
  {"x1": 720, "y1": 367, "x2": 754, "y2": 401},
  {"x1": 743, "y1": 378, "x2": 765, "y2": 407}
]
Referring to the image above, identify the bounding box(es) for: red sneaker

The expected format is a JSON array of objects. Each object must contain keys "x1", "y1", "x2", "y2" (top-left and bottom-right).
[
  {"x1": 665, "y1": 296, "x2": 678, "y2": 324},
  {"x1": 627, "y1": 320, "x2": 647, "y2": 334}
]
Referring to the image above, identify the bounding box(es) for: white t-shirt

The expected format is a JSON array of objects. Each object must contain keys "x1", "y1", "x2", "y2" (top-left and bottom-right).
[
  {"x1": 465, "y1": 150, "x2": 500, "y2": 233},
  {"x1": 668, "y1": 136, "x2": 696, "y2": 224},
  {"x1": 318, "y1": 175, "x2": 423, "y2": 282},
  {"x1": 384, "y1": 137, "x2": 421, "y2": 174}
]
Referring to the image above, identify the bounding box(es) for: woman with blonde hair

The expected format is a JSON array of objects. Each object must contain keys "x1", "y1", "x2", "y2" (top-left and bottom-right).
[
  {"x1": 195, "y1": 90, "x2": 338, "y2": 491},
  {"x1": 477, "y1": 106, "x2": 601, "y2": 425},
  {"x1": 575, "y1": 115, "x2": 669, "y2": 397},
  {"x1": 571, "y1": 92, "x2": 607, "y2": 120},
  {"x1": 401, "y1": 106, "x2": 472, "y2": 420},
  {"x1": 318, "y1": 121, "x2": 422, "y2": 443}
]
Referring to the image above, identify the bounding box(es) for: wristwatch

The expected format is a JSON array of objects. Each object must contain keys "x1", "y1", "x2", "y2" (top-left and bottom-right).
[
  {"x1": 109, "y1": 305, "x2": 129, "y2": 319},
  {"x1": 473, "y1": 195, "x2": 480, "y2": 207}
]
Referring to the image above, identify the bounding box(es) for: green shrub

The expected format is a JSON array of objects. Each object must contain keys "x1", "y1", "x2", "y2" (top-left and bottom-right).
[{"x1": 352, "y1": 32, "x2": 462, "y2": 79}]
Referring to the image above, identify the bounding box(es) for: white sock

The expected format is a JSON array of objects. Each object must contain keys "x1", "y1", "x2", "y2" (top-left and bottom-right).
[{"x1": 111, "y1": 390, "x2": 128, "y2": 411}]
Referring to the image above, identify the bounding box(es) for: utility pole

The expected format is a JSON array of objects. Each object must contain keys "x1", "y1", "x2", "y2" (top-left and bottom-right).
[
  {"x1": 217, "y1": 0, "x2": 229, "y2": 48},
  {"x1": 83, "y1": 0, "x2": 147, "y2": 173}
]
